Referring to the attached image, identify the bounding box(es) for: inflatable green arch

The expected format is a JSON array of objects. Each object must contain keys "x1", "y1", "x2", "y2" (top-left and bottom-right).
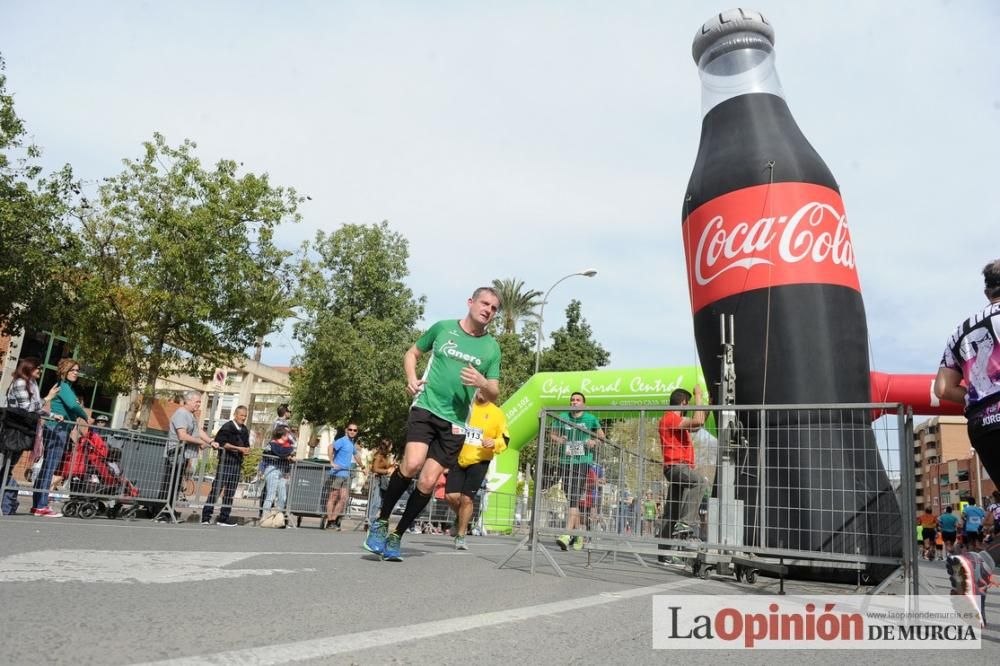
[{"x1": 482, "y1": 366, "x2": 705, "y2": 533}]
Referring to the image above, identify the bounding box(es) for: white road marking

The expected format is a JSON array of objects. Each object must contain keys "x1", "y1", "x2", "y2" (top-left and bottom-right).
[
  {"x1": 0, "y1": 550, "x2": 306, "y2": 583},
  {"x1": 0, "y1": 543, "x2": 517, "y2": 584},
  {"x1": 134, "y1": 576, "x2": 720, "y2": 665},
  {"x1": 1, "y1": 518, "x2": 516, "y2": 545}
]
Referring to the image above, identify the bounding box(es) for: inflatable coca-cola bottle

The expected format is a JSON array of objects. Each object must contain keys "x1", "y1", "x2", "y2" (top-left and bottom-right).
[{"x1": 682, "y1": 9, "x2": 900, "y2": 570}]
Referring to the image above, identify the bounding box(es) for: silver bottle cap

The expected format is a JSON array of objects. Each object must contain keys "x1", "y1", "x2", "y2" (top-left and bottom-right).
[{"x1": 692, "y1": 8, "x2": 775, "y2": 66}]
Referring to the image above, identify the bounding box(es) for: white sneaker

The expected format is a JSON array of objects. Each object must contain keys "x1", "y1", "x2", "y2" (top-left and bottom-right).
[{"x1": 455, "y1": 536, "x2": 469, "y2": 550}]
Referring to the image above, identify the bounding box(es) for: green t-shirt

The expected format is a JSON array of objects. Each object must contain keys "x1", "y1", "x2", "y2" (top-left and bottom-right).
[
  {"x1": 555, "y1": 411, "x2": 602, "y2": 464},
  {"x1": 413, "y1": 320, "x2": 502, "y2": 426},
  {"x1": 643, "y1": 500, "x2": 656, "y2": 520}
]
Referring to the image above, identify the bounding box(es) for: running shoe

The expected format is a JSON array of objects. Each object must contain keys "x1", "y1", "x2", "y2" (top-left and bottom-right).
[
  {"x1": 383, "y1": 532, "x2": 403, "y2": 561},
  {"x1": 556, "y1": 535, "x2": 570, "y2": 551},
  {"x1": 31, "y1": 507, "x2": 62, "y2": 518},
  {"x1": 946, "y1": 552, "x2": 993, "y2": 627},
  {"x1": 672, "y1": 521, "x2": 692, "y2": 534},
  {"x1": 364, "y1": 519, "x2": 389, "y2": 555},
  {"x1": 455, "y1": 536, "x2": 468, "y2": 551}
]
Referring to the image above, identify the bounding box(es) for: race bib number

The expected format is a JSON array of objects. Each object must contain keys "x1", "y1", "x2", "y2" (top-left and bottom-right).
[
  {"x1": 465, "y1": 426, "x2": 484, "y2": 446},
  {"x1": 565, "y1": 442, "x2": 585, "y2": 457}
]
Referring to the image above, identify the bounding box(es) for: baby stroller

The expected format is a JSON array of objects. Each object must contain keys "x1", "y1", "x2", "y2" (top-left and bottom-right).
[{"x1": 61, "y1": 433, "x2": 140, "y2": 520}]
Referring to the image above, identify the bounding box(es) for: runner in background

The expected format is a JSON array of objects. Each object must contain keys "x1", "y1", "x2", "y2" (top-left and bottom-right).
[
  {"x1": 917, "y1": 507, "x2": 938, "y2": 560},
  {"x1": 939, "y1": 505, "x2": 960, "y2": 557}
]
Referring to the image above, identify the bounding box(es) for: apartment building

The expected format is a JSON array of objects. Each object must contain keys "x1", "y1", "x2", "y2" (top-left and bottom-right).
[{"x1": 913, "y1": 416, "x2": 995, "y2": 512}]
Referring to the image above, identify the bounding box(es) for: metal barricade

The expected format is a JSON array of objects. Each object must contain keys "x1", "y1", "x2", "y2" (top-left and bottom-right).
[
  {"x1": 478, "y1": 489, "x2": 522, "y2": 535},
  {"x1": 0, "y1": 416, "x2": 186, "y2": 521},
  {"x1": 498, "y1": 403, "x2": 915, "y2": 594}
]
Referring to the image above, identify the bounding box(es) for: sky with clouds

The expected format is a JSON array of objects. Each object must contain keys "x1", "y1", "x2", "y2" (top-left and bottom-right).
[{"x1": 3, "y1": 1, "x2": 998, "y2": 381}]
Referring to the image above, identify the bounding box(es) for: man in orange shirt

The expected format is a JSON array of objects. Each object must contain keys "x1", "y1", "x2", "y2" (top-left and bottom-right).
[
  {"x1": 658, "y1": 386, "x2": 708, "y2": 545},
  {"x1": 917, "y1": 507, "x2": 939, "y2": 561}
]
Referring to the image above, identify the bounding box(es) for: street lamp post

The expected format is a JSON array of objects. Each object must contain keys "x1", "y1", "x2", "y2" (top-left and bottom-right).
[
  {"x1": 534, "y1": 269, "x2": 598, "y2": 374},
  {"x1": 972, "y1": 447, "x2": 984, "y2": 504}
]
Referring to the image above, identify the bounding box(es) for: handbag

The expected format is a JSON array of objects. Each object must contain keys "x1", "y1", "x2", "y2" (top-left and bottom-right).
[
  {"x1": 260, "y1": 509, "x2": 286, "y2": 529},
  {"x1": 0, "y1": 407, "x2": 40, "y2": 455}
]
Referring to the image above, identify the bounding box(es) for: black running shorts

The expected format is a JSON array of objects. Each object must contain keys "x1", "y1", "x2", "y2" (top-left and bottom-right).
[
  {"x1": 445, "y1": 461, "x2": 489, "y2": 498},
  {"x1": 406, "y1": 407, "x2": 466, "y2": 469}
]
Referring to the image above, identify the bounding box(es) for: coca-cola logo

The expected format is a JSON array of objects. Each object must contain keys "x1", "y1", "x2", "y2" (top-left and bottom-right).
[
  {"x1": 694, "y1": 201, "x2": 855, "y2": 286},
  {"x1": 683, "y1": 183, "x2": 861, "y2": 312}
]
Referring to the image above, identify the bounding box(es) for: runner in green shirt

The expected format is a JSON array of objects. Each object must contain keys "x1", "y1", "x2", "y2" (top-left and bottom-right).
[
  {"x1": 365, "y1": 286, "x2": 502, "y2": 561},
  {"x1": 548, "y1": 392, "x2": 605, "y2": 551}
]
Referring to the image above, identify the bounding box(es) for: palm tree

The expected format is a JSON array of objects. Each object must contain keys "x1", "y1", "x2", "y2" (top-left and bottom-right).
[{"x1": 491, "y1": 278, "x2": 542, "y2": 334}]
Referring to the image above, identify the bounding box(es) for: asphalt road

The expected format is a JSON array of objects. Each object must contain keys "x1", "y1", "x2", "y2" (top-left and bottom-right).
[{"x1": 0, "y1": 515, "x2": 996, "y2": 665}]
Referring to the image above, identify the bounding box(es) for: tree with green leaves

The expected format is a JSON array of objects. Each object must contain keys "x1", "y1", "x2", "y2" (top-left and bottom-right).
[
  {"x1": 72, "y1": 133, "x2": 302, "y2": 427},
  {"x1": 493, "y1": 322, "x2": 537, "y2": 402},
  {"x1": 491, "y1": 277, "x2": 541, "y2": 335},
  {"x1": 291, "y1": 222, "x2": 425, "y2": 446},
  {"x1": 0, "y1": 55, "x2": 79, "y2": 338},
  {"x1": 539, "y1": 299, "x2": 610, "y2": 372}
]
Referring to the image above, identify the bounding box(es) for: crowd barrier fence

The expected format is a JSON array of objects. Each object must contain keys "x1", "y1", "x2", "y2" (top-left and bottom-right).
[
  {"x1": 498, "y1": 403, "x2": 917, "y2": 595},
  {"x1": 1, "y1": 418, "x2": 523, "y2": 539}
]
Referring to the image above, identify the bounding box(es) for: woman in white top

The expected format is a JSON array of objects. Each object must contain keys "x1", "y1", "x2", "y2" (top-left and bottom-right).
[{"x1": 3, "y1": 357, "x2": 60, "y2": 515}]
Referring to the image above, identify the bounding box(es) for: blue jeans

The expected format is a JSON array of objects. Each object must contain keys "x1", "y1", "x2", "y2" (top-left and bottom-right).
[
  {"x1": 262, "y1": 466, "x2": 287, "y2": 511},
  {"x1": 33, "y1": 423, "x2": 69, "y2": 510},
  {"x1": 2, "y1": 450, "x2": 26, "y2": 514},
  {"x1": 367, "y1": 475, "x2": 388, "y2": 525}
]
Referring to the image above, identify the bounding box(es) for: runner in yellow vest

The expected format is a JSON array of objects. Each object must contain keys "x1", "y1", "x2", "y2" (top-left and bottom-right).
[{"x1": 445, "y1": 391, "x2": 509, "y2": 550}]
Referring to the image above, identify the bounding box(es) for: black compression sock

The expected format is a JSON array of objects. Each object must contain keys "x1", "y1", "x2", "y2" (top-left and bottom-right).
[
  {"x1": 377, "y1": 469, "x2": 411, "y2": 522},
  {"x1": 394, "y1": 489, "x2": 432, "y2": 535}
]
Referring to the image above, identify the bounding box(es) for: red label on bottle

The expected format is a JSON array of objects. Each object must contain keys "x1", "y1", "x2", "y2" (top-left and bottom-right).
[{"x1": 682, "y1": 182, "x2": 861, "y2": 313}]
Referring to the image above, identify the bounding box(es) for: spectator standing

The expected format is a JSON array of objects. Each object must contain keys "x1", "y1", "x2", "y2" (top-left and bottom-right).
[
  {"x1": 935, "y1": 259, "x2": 1000, "y2": 491},
  {"x1": 326, "y1": 423, "x2": 363, "y2": 530},
  {"x1": 273, "y1": 404, "x2": 297, "y2": 446},
  {"x1": 201, "y1": 405, "x2": 250, "y2": 527},
  {"x1": 3, "y1": 358, "x2": 60, "y2": 515},
  {"x1": 364, "y1": 287, "x2": 502, "y2": 561},
  {"x1": 641, "y1": 492, "x2": 657, "y2": 537},
  {"x1": 34, "y1": 358, "x2": 90, "y2": 517},
  {"x1": 548, "y1": 392, "x2": 606, "y2": 551},
  {"x1": 658, "y1": 387, "x2": 708, "y2": 561},
  {"x1": 580, "y1": 462, "x2": 606, "y2": 533},
  {"x1": 445, "y1": 391, "x2": 509, "y2": 550},
  {"x1": 150, "y1": 390, "x2": 214, "y2": 522},
  {"x1": 259, "y1": 404, "x2": 296, "y2": 517},
  {"x1": 367, "y1": 439, "x2": 396, "y2": 529},
  {"x1": 261, "y1": 426, "x2": 295, "y2": 518}
]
